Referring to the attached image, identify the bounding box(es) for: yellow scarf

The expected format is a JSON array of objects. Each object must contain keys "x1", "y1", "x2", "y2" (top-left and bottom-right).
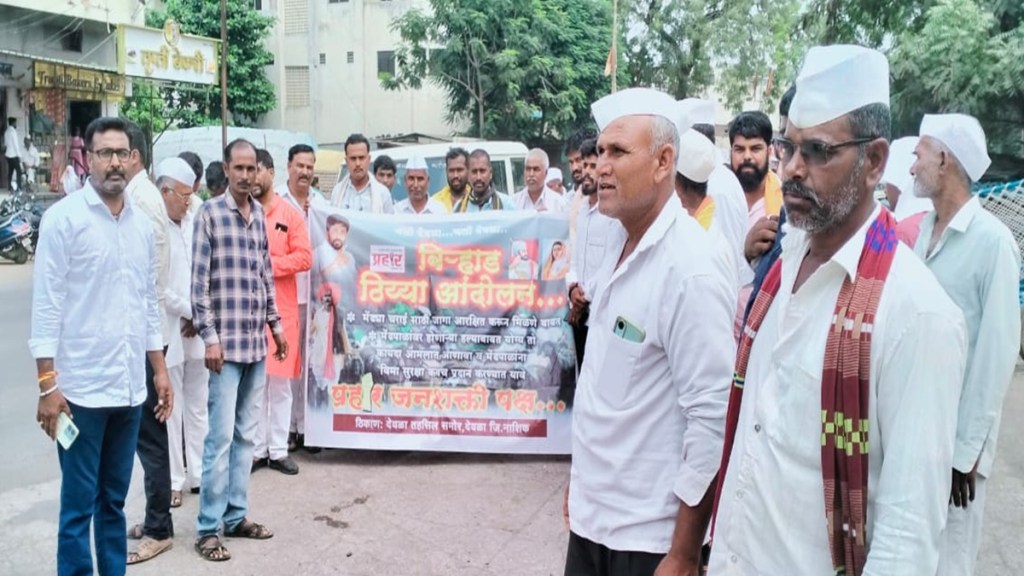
[{"x1": 694, "y1": 195, "x2": 716, "y2": 231}]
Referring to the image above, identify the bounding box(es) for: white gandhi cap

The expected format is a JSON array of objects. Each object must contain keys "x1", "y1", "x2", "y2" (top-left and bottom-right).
[
  {"x1": 676, "y1": 98, "x2": 716, "y2": 128},
  {"x1": 789, "y1": 45, "x2": 890, "y2": 129},
  {"x1": 405, "y1": 154, "x2": 428, "y2": 172},
  {"x1": 592, "y1": 88, "x2": 678, "y2": 131},
  {"x1": 546, "y1": 168, "x2": 563, "y2": 183},
  {"x1": 676, "y1": 129, "x2": 716, "y2": 183},
  {"x1": 919, "y1": 113, "x2": 991, "y2": 182},
  {"x1": 155, "y1": 157, "x2": 196, "y2": 188}
]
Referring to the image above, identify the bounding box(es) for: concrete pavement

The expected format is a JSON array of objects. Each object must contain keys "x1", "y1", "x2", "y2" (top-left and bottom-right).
[{"x1": 0, "y1": 260, "x2": 1022, "y2": 574}]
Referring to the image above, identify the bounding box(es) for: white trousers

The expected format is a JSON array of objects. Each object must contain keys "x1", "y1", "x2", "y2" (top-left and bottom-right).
[
  {"x1": 936, "y1": 475, "x2": 987, "y2": 576},
  {"x1": 255, "y1": 375, "x2": 294, "y2": 460},
  {"x1": 290, "y1": 304, "x2": 308, "y2": 435},
  {"x1": 167, "y1": 359, "x2": 209, "y2": 491}
]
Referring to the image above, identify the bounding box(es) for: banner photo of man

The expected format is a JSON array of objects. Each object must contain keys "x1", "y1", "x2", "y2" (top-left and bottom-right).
[{"x1": 303, "y1": 208, "x2": 576, "y2": 454}]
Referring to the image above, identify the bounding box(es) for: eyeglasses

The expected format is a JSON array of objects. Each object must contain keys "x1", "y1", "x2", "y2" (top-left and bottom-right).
[
  {"x1": 89, "y1": 148, "x2": 131, "y2": 162},
  {"x1": 773, "y1": 137, "x2": 875, "y2": 166}
]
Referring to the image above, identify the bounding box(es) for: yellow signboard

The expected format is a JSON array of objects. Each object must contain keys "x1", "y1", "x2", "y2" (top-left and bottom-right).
[
  {"x1": 33, "y1": 62, "x2": 125, "y2": 101},
  {"x1": 118, "y1": 21, "x2": 220, "y2": 85}
]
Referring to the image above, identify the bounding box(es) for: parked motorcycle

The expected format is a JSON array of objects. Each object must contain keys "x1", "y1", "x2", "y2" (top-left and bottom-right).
[{"x1": 0, "y1": 212, "x2": 33, "y2": 264}]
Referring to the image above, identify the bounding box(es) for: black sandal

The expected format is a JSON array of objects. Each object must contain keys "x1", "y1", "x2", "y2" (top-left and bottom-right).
[
  {"x1": 195, "y1": 535, "x2": 231, "y2": 562},
  {"x1": 225, "y1": 518, "x2": 274, "y2": 540}
]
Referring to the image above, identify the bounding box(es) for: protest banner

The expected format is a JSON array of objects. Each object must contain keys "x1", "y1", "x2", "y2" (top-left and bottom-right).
[{"x1": 302, "y1": 207, "x2": 576, "y2": 454}]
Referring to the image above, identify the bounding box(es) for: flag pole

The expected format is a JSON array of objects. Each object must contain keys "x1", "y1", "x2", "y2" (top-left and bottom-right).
[
  {"x1": 220, "y1": 0, "x2": 229, "y2": 150},
  {"x1": 611, "y1": 0, "x2": 618, "y2": 93}
]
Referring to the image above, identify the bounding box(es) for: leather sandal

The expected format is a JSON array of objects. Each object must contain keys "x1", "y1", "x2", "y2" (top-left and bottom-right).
[
  {"x1": 195, "y1": 535, "x2": 231, "y2": 562},
  {"x1": 127, "y1": 537, "x2": 173, "y2": 565}
]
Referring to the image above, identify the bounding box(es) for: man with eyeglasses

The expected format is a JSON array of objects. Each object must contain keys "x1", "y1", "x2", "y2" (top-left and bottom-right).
[
  {"x1": 709, "y1": 45, "x2": 967, "y2": 575},
  {"x1": 29, "y1": 116, "x2": 171, "y2": 576},
  {"x1": 122, "y1": 121, "x2": 177, "y2": 558},
  {"x1": 152, "y1": 158, "x2": 208, "y2": 556}
]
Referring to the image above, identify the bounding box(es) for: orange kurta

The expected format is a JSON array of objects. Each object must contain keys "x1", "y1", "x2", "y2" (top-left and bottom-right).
[{"x1": 264, "y1": 195, "x2": 313, "y2": 378}]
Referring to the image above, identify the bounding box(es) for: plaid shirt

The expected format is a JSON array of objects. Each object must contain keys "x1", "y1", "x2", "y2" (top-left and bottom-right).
[{"x1": 191, "y1": 191, "x2": 282, "y2": 364}]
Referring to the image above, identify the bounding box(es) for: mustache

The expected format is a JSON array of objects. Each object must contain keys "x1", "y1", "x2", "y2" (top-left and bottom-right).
[{"x1": 782, "y1": 179, "x2": 823, "y2": 207}]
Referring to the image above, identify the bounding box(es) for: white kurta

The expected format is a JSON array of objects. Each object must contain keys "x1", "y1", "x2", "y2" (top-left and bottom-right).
[
  {"x1": 395, "y1": 198, "x2": 447, "y2": 215},
  {"x1": 914, "y1": 197, "x2": 1021, "y2": 477},
  {"x1": 710, "y1": 205, "x2": 968, "y2": 576},
  {"x1": 127, "y1": 171, "x2": 172, "y2": 345},
  {"x1": 708, "y1": 165, "x2": 754, "y2": 286},
  {"x1": 513, "y1": 186, "x2": 568, "y2": 213},
  {"x1": 569, "y1": 195, "x2": 736, "y2": 554},
  {"x1": 566, "y1": 197, "x2": 626, "y2": 300}
]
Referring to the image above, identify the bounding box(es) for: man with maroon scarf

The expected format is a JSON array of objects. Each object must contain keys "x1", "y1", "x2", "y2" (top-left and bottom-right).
[{"x1": 708, "y1": 45, "x2": 967, "y2": 576}]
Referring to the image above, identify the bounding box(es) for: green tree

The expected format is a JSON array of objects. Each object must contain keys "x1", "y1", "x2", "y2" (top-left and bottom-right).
[
  {"x1": 623, "y1": 0, "x2": 805, "y2": 115},
  {"x1": 384, "y1": 0, "x2": 615, "y2": 143},
  {"x1": 126, "y1": 0, "x2": 276, "y2": 127},
  {"x1": 890, "y1": 0, "x2": 1023, "y2": 168}
]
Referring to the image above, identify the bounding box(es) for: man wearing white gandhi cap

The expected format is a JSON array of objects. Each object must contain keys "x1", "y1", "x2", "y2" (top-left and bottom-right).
[
  {"x1": 564, "y1": 87, "x2": 736, "y2": 575},
  {"x1": 910, "y1": 113, "x2": 1021, "y2": 576},
  {"x1": 709, "y1": 45, "x2": 967, "y2": 576},
  {"x1": 395, "y1": 155, "x2": 446, "y2": 215}
]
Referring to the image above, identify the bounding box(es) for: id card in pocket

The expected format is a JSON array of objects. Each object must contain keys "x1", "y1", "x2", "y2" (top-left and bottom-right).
[{"x1": 56, "y1": 412, "x2": 79, "y2": 450}]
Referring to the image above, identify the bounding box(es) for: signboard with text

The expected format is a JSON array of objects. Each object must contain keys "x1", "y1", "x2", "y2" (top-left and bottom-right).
[
  {"x1": 302, "y1": 208, "x2": 576, "y2": 454},
  {"x1": 117, "y1": 21, "x2": 219, "y2": 85},
  {"x1": 33, "y1": 62, "x2": 125, "y2": 100}
]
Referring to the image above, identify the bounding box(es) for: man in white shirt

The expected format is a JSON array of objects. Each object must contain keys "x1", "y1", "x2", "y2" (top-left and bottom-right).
[
  {"x1": 546, "y1": 167, "x2": 565, "y2": 194},
  {"x1": 29, "y1": 116, "x2": 171, "y2": 576},
  {"x1": 277, "y1": 143, "x2": 327, "y2": 453},
  {"x1": 709, "y1": 45, "x2": 967, "y2": 576},
  {"x1": 4, "y1": 117, "x2": 23, "y2": 190},
  {"x1": 123, "y1": 121, "x2": 175, "y2": 551},
  {"x1": 126, "y1": 157, "x2": 205, "y2": 564},
  {"x1": 156, "y1": 157, "x2": 209, "y2": 516},
  {"x1": 514, "y1": 148, "x2": 567, "y2": 213},
  {"x1": 909, "y1": 114, "x2": 1021, "y2": 576},
  {"x1": 565, "y1": 137, "x2": 624, "y2": 371},
  {"x1": 23, "y1": 137, "x2": 40, "y2": 185},
  {"x1": 565, "y1": 88, "x2": 736, "y2": 576},
  {"x1": 395, "y1": 155, "x2": 446, "y2": 214},
  {"x1": 330, "y1": 133, "x2": 394, "y2": 213}
]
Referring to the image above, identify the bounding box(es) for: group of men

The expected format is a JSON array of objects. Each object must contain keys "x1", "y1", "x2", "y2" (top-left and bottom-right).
[
  {"x1": 26, "y1": 41, "x2": 1019, "y2": 576},
  {"x1": 563, "y1": 44, "x2": 1020, "y2": 576}
]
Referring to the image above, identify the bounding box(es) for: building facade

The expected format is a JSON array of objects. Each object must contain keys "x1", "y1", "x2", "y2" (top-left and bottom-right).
[
  {"x1": 0, "y1": 0, "x2": 144, "y2": 189},
  {"x1": 257, "y1": 0, "x2": 462, "y2": 147}
]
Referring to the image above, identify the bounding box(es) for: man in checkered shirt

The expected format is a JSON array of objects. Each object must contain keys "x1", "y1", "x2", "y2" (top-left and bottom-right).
[{"x1": 189, "y1": 138, "x2": 288, "y2": 562}]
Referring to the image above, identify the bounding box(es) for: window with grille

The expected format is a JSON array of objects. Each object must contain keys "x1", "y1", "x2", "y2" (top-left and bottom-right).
[
  {"x1": 377, "y1": 50, "x2": 396, "y2": 78},
  {"x1": 284, "y1": 0, "x2": 308, "y2": 34},
  {"x1": 285, "y1": 66, "x2": 310, "y2": 108}
]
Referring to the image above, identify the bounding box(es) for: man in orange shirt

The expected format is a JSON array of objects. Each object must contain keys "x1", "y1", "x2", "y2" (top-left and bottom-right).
[{"x1": 251, "y1": 149, "x2": 312, "y2": 475}]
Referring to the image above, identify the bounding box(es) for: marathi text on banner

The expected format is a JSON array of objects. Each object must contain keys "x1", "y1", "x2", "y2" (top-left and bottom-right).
[{"x1": 301, "y1": 210, "x2": 576, "y2": 454}]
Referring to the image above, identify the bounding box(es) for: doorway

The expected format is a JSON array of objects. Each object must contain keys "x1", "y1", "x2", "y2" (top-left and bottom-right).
[{"x1": 68, "y1": 100, "x2": 101, "y2": 137}]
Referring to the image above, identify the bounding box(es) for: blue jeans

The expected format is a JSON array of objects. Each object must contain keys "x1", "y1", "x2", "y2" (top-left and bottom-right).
[
  {"x1": 57, "y1": 402, "x2": 142, "y2": 576},
  {"x1": 197, "y1": 360, "x2": 266, "y2": 538}
]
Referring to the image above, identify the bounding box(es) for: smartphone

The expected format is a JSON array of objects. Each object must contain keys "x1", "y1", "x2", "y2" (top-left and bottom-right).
[
  {"x1": 613, "y1": 316, "x2": 646, "y2": 344},
  {"x1": 56, "y1": 412, "x2": 79, "y2": 450}
]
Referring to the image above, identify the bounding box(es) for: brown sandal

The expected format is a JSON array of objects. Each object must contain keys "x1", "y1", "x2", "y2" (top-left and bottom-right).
[
  {"x1": 195, "y1": 535, "x2": 231, "y2": 562},
  {"x1": 127, "y1": 537, "x2": 173, "y2": 565},
  {"x1": 225, "y1": 518, "x2": 274, "y2": 540},
  {"x1": 170, "y1": 490, "x2": 182, "y2": 508}
]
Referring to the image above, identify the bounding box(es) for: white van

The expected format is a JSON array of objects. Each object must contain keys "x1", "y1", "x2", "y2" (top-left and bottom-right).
[{"x1": 334, "y1": 141, "x2": 529, "y2": 202}]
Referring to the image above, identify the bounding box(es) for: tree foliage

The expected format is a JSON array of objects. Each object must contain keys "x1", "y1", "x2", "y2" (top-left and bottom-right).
[
  {"x1": 384, "y1": 0, "x2": 615, "y2": 143},
  {"x1": 623, "y1": 0, "x2": 807, "y2": 115},
  {"x1": 122, "y1": 0, "x2": 276, "y2": 128}
]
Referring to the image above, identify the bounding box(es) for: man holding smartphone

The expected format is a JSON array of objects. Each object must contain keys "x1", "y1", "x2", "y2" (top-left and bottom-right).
[{"x1": 29, "y1": 116, "x2": 172, "y2": 576}]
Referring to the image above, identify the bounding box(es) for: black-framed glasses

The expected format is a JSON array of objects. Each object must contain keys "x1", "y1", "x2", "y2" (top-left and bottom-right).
[
  {"x1": 89, "y1": 148, "x2": 131, "y2": 162},
  {"x1": 774, "y1": 137, "x2": 875, "y2": 166}
]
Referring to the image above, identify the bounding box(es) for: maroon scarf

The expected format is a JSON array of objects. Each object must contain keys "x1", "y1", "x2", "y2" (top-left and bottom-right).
[{"x1": 711, "y1": 209, "x2": 899, "y2": 575}]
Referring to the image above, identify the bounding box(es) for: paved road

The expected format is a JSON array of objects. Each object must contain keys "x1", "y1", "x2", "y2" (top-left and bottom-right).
[{"x1": 0, "y1": 261, "x2": 1020, "y2": 574}]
